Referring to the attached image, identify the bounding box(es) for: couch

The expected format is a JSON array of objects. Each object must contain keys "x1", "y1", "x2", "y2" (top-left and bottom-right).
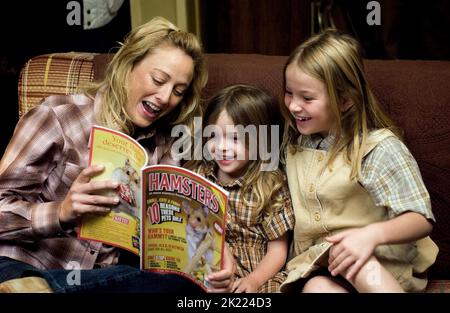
[{"x1": 14, "y1": 52, "x2": 450, "y2": 292}]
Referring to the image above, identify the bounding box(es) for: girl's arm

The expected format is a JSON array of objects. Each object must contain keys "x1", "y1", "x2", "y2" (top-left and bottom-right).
[
  {"x1": 232, "y1": 232, "x2": 289, "y2": 293},
  {"x1": 326, "y1": 211, "x2": 432, "y2": 280},
  {"x1": 327, "y1": 136, "x2": 435, "y2": 280},
  {"x1": 368, "y1": 211, "x2": 432, "y2": 245}
]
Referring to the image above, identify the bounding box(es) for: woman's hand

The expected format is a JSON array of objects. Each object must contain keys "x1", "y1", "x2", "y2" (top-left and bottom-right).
[
  {"x1": 59, "y1": 165, "x2": 120, "y2": 224},
  {"x1": 206, "y1": 244, "x2": 236, "y2": 293},
  {"x1": 326, "y1": 225, "x2": 380, "y2": 280}
]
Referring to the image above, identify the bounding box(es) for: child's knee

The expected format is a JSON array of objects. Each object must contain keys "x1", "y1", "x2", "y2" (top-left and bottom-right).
[
  {"x1": 347, "y1": 256, "x2": 404, "y2": 292},
  {"x1": 302, "y1": 276, "x2": 348, "y2": 293},
  {"x1": 339, "y1": 255, "x2": 380, "y2": 281},
  {"x1": 354, "y1": 255, "x2": 381, "y2": 277}
]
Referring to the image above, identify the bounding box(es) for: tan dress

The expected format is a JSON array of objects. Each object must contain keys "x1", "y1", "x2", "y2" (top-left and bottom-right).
[{"x1": 280, "y1": 129, "x2": 438, "y2": 292}]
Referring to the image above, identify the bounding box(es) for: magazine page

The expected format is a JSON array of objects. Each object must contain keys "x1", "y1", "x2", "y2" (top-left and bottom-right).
[
  {"x1": 78, "y1": 125, "x2": 148, "y2": 255},
  {"x1": 141, "y1": 165, "x2": 228, "y2": 290}
]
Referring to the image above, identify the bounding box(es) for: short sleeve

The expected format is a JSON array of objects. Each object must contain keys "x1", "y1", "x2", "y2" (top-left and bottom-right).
[
  {"x1": 261, "y1": 185, "x2": 295, "y2": 241},
  {"x1": 360, "y1": 136, "x2": 435, "y2": 222}
]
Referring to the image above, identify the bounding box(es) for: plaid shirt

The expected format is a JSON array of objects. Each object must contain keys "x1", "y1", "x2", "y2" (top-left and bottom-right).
[
  {"x1": 199, "y1": 162, "x2": 295, "y2": 292},
  {"x1": 0, "y1": 94, "x2": 176, "y2": 270},
  {"x1": 300, "y1": 132, "x2": 435, "y2": 221}
]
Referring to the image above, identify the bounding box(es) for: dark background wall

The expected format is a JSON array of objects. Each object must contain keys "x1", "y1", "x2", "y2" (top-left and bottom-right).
[
  {"x1": 1, "y1": 0, "x2": 449, "y2": 156},
  {"x1": 0, "y1": 0, "x2": 131, "y2": 155},
  {"x1": 201, "y1": 0, "x2": 311, "y2": 55},
  {"x1": 201, "y1": 0, "x2": 449, "y2": 59}
]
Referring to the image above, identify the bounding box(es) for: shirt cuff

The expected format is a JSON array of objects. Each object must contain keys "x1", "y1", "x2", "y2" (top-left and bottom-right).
[{"x1": 31, "y1": 202, "x2": 64, "y2": 237}]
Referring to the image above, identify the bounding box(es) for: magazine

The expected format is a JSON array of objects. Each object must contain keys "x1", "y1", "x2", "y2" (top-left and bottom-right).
[{"x1": 78, "y1": 125, "x2": 228, "y2": 289}]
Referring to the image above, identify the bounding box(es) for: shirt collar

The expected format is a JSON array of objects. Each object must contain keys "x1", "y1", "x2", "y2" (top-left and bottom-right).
[
  {"x1": 203, "y1": 161, "x2": 244, "y2": 188},
  {"x1": 301, "y1": 133, "x2": 336, "y2": 150}
]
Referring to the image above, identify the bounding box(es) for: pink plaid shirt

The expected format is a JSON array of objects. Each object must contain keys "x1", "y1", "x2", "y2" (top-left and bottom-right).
[{"x1": 0, "y1": 93, "x2": 177, "y2": 270}]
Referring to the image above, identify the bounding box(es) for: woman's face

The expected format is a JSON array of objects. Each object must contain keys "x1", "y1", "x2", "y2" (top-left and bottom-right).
[{"x1": 125, "y1": 45, "x2": 194, "y2": 128}]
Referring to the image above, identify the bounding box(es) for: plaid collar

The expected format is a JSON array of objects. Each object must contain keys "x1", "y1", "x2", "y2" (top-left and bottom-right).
[
  {"x1": 300, "y1": 133, "x2": 336, "y2": 150},
  {"x1": 203, "y1": 161, "x2": 244, "y2": 188}
]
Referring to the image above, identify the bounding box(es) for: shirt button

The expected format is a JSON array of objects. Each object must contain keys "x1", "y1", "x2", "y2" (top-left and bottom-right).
[
  {"x1": 309, "y1": 184, "x2": 315, "y2": 193},
  {"x1": 317, "y1": 154, "x2": 324, "y2": 161},
  {"x1": 90, "y1": 250, "x2": 96, "y2": 255},
  {"x1": 314, "y1": 212, "x2": 321, "y2": 221}
]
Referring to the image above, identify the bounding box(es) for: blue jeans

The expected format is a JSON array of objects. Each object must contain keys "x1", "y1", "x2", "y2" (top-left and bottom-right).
[{"x1": 0, "y1": 256, "x2": 203, "y2": 293}]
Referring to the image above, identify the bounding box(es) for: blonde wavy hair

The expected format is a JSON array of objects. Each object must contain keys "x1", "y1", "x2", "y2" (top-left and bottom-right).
[
  {"x1": 86, "y1": 16, "x2": 207, "y2": 139},
  {"x1": 203, "y1": 84, "x2": 286, "y2": 222},
  {"x1": 280, "y1": 29, "x2": 400, "y2": 179}
]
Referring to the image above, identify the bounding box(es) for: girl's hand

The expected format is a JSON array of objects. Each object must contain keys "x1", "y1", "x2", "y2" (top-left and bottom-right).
[
  {"x1": 206, "y1": 244, "x2": 236, "y2": 293},
  {"x1": 60, "y1": 165, "x2": 119, "y2": 224},
  {"x1": 326, "y1": 225, "x2": 380, "y2": 280},
  {"x1": 231, "y1": 276, "x2": 260, "y2": 293}
]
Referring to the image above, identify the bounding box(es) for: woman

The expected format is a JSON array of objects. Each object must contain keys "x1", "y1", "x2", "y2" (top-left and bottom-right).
[{"x1": 0, "y1": 17, "x2": 234, "y2": 293}]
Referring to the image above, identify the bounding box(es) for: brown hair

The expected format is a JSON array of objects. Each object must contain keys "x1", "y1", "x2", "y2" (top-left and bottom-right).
[{"x1": 204, "y1": 84, "x2": 286, "y2": 222}]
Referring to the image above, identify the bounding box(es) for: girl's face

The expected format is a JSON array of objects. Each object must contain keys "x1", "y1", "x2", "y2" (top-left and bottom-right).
[
  {"x1": 207, "y1": 110, "x2": 250, "y2": 182},
  {"x1": 284, "y1": 64, "x2": 335, "y2": 137},
  {"x1": 125, "y1": 45, "x2": 194, "y2": 129}
]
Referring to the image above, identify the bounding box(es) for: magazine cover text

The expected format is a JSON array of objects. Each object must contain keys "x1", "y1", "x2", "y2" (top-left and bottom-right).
[{"x1": 141, "y1": 165, "x2": 228, "y2": 289}]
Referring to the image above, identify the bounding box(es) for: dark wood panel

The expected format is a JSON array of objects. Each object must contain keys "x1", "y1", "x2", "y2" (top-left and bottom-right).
[
  {"x1": 200, "y1": 0, "x2": 449, "y2": 60},
  {"x1": 200, "y1": 0, "x2": 311, "y2": 55}
]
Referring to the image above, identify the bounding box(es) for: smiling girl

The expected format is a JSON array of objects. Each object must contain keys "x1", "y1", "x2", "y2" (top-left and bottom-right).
[
  {"x1": 193, "y1": 84, "x2": 295, "y2": 292},
  {"x1": 279, "y1": 29, "x2": 438, "y2": 293}
]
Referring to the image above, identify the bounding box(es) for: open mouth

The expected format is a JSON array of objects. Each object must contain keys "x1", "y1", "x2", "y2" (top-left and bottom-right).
[
  {"x1": 214, "y1": 154, "x2": 236, "y2": 166},
  {"x1": 142, "y1": 101, "x2": 162, "y2": 116},
  {"x1": 296, "y1": 116, "x2": 312, "y2": 122}
]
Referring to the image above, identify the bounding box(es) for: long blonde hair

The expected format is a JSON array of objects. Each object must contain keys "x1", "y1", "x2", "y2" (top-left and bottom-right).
[
  {"x1": 86, "y1": 16, "x2": 207, "y2": 139},
  {"x1": 280, "y1": 29, "x2": 400, "y2": 179},
  {"x1": 204, "y1": 84, "x2": 286, "y2": 222}
]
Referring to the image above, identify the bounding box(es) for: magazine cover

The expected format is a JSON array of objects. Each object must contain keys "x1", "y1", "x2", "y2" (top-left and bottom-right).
[
  {"x1": 78, "y1": 126, "x2": 229, "y2": 289},
  {"x1": 78, "y1": 126, "x2": 148, "y2": 255},
  {"x1": 141, "y1": 165, "x2": 228, "y2": 290}
]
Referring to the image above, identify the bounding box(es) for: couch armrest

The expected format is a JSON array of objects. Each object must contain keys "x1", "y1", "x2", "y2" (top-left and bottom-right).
[{"x1": 18, "y1": 52, "x2": 97, "y2": 117}]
